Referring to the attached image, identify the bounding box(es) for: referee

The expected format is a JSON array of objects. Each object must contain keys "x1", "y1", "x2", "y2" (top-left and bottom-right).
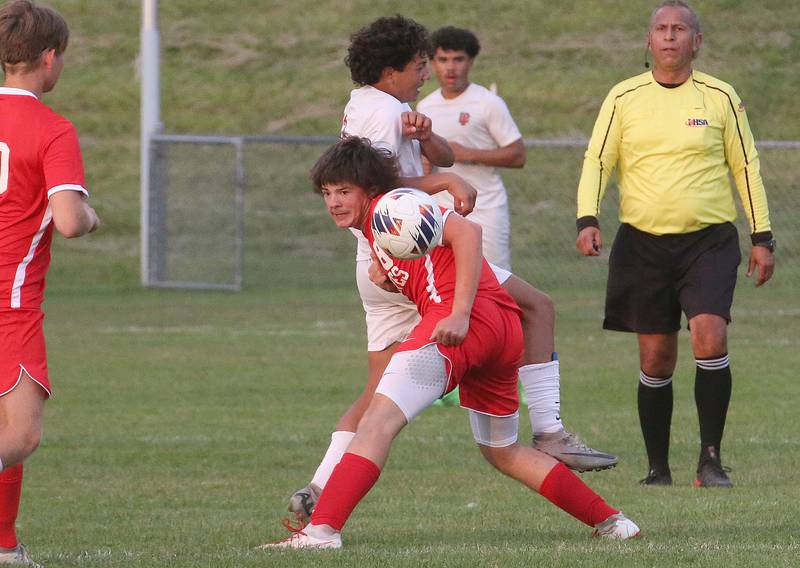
[{"x1": 576, "y1": 0, "x2": 774, "y2": 488}]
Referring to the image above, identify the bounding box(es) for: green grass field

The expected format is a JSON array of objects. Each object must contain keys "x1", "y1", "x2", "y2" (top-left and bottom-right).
[{"x1": 13, "y1": 1, "x2": 800, "y2": 566}]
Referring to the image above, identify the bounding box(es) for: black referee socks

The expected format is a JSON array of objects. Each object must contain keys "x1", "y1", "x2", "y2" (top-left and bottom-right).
[
  {"x1": 694, "y1": 354, "x2": 732, "y2": 452},
  {"x1": 638, "y1": 371, "x2": 673, "y2": 473}
]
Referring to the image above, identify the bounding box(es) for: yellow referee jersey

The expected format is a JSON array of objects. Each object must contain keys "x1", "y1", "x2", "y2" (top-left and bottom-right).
[{"x1": 577, "y1": 70, "x2": 771, "y2": 236}]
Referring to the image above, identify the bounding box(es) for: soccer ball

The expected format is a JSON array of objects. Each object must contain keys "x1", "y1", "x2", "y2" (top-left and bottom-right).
[{"x1": 371, "y1": 188, "x2": 444, "y2": 260}]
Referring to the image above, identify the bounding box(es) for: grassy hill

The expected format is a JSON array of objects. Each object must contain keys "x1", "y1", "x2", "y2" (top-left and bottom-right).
[{"x1": 49, "y1": 0, "x2": 799, "y2": 245}]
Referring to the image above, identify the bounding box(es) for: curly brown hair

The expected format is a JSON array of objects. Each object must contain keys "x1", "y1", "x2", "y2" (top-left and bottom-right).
[
  {"x1": 310, "y1": 137, "x2": 399, "y2": 198},
  {"x1": 345, "y1": 15, "x2": 429, "y2": 86}
]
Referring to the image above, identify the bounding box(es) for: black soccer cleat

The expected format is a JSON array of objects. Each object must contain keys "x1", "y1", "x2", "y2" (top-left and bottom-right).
[
  {"x1": 639, "y1": 467, "x2": 672, "y2": 486},
  {"x1": 695, "y1": 446, "x2": 733, "y2": 488}
]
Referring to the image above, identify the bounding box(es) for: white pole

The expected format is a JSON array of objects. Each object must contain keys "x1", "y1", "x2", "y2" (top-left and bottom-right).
[{"x1": 140, "y1": 0, "x2": 161, "y2": 286}]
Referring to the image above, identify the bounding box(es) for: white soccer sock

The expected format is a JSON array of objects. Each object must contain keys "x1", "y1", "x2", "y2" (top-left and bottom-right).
[
  {"x1": 310, "y1": 431, "x2": 356, "y2": 489},
  {"x1": 519, "y1": 359, "x2": 563, "y2": 435},
  {"x1": 0, "y1": 457, "x2": 3, "y2": 473},
  {"x1": 306, "y1": 523, "x2": 339, "y2": 538}
]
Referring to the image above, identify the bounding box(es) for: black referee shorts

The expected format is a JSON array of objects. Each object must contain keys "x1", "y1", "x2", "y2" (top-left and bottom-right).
[{"x1": 603, "y1": 222, "x2": 741, "y2": 334}]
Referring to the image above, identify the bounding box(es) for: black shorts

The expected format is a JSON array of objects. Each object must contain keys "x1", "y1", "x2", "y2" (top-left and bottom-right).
[{"x1": 603, "y1": 222, "x2": 741, "y2": 334}]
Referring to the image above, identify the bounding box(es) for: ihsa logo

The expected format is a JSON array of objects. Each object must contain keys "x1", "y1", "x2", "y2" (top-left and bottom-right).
[{"x1": 686, "y1": 118, "x2": 709, "y2": 127}]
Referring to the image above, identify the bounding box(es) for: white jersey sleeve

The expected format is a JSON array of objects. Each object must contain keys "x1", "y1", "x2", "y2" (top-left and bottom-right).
[{"x1": 486, "y1": 94, "x2": 523, "y2": 148}]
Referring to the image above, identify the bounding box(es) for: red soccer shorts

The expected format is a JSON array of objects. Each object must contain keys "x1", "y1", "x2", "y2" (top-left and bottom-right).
[
  {"x1": 0, "y1": 310, "x2": 51, "y2": 398},
  {"x1": 396, "y1": 296, "x2": 523, "y2": 417}
]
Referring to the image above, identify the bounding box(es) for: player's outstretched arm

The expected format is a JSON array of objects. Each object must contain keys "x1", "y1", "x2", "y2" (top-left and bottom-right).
[
  {"x1": 449, "y1": 138, "x2": 526, "y2": 168},
  {"x1": 399, "y1": 172, "x2": 476, "y2": 216},
  {"x1": 50, "y1": 191, "x2": 101, "y2": 238},
  {"x1": 430, "y1": 214, "x2": 482, "y2": 346}
]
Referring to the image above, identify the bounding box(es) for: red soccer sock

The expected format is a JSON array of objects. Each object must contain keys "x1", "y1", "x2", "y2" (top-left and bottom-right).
[
  {"x1": 538, "y1": 462, "x2": 618, "y2": 527},
  {"x1": 0, "y1": 464, "x2": 23, "y2": 549},
  {"x1": 310, "y1": 452, "x2": 381, "y2": 531}
]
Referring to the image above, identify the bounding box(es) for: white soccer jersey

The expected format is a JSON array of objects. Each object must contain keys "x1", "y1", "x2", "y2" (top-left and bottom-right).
[
  {"x1": 417, "y1": 83, "x2": 522, "y2": 269},
  {"x1": 417, "y1": 83, "x2": 521, "y2": 210},
  {"x1": 342, "y1": 86, "x2": 424, "y2": 262},
  {"x1": 340, "y1": 85, "x2": 423, "y2": 351}
]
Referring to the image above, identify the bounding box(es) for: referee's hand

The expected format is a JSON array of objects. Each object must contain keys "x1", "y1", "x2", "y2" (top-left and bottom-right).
[
  {"x1": 747, "y1": 245, "x2": 775, "y2": 287},
  {"x1": 576, "y1": 227, "x2": 603, "y2": 256}
]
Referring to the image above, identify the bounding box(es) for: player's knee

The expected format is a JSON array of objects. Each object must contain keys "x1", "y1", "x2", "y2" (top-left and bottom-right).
[
  {"x1": 520, "y1": 288, "x2": 554, "y2": 321},
  {"x1": 14, "y1": 427, "x2": 42, "y2": 460},
  {"x1": 357, "y1": 403, "x2": 404, "y2": 444},
  {"x1": 479, "y1": 443, "x2": 518, "y2": 474}
]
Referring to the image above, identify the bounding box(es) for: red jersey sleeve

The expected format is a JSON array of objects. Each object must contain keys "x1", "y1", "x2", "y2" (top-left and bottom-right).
[{"x1": 43, "y1": 119, "x2": 87, "y2": 198}]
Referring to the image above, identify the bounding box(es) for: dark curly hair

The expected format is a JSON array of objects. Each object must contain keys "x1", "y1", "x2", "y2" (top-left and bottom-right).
[
  {"x1": 429, "y1": 26, "x2": 481, "y2": 59},
  {"x1": 345, "y1": 15, "x2": 429, "y2": 86},
  {"x1": 310, "y1": 137, "x2": 399, "y2": 198}
]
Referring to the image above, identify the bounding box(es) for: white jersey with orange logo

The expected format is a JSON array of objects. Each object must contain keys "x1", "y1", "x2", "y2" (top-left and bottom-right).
[{"x1": 417, "y1": 83, "x2": 522, "y2": 269}]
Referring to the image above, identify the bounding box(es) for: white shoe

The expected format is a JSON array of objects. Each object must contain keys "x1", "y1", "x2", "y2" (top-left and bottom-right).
[
  {"x1": 257, "y1": 529, "x2": 342, "y2": 550},
  {"x1": 592, "y1": 513, "x2": 641, "y2": 540},
  {"x1": 0, "y1": 544, "x2": 43, "y2": 567}
]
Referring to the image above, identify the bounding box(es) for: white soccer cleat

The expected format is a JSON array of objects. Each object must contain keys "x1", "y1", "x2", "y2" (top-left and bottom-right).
[
  {"x1": 592, "y1": 513, "x2": 641, "y2": 540},
  {"x1": 0, "y1": 544, "x2": 43, "y2": 567},
  {"x1": 257, "y1": 529, "x2": 342, "y2": 550}
]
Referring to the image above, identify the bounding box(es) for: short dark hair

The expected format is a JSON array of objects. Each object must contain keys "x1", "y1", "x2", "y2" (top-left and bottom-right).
[
  {"x1": 310, "y1": 137, "x2": 399, "y2": 197},
  {"x1": 429, "y1": 26, "x2": 481, "y2": 59},
  {"x1": 0, "y1": 0, "x2": 69, "y2": 72},
  {"x1": 345, "y1": 15, "x2": 429, "y2": 86},
  {"x1": 651, "y1": 0, "x2": 700, "y2": 33}
]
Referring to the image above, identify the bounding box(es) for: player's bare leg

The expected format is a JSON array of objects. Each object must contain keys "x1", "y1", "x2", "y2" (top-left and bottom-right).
[
  {"x1": 264, "y1": 393, "x2": 409, "y2": 549},
  {"x1": 0, "y1": 373, "x2": 46, "y2": 566},
  {"x1": 0, "y1": 373, "x2": 45, "y2": 469},
  {"x1": 287, "y1": 344, "x2": 398, "y2": 524},
  {"x1": 502, "y1": 275, "x2": 618, "y2": 471},
  {"x1": 479, "y1": 442, "x2": 639, "y2": 539}
]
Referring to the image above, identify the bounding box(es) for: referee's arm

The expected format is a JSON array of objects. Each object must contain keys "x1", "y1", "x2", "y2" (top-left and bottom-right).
[
  {"x1": 576, "y1": 89, "x2": 621, "y2": 256},
  {"x1": 723, "y1": 88, "x2": 775, "y2": 286}
]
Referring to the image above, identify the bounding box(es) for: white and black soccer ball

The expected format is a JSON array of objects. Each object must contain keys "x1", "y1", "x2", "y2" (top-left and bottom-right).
[{"x1": 371, "y1": 188, "x2": 444, "y2": 260}]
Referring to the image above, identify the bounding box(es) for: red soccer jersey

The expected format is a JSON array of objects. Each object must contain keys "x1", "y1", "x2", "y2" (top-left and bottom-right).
[
  {"x1": 0, "y1": 88, "x2": 87, "y2": 310},
  {"x1": 365, "y1": 195, "x2": 524, "y2": 416},
  {"x1": 363, "y1": 196, "x2": 520, "y2": 319}
]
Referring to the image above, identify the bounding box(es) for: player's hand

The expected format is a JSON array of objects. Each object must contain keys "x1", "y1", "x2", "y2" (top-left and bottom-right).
[
  {"x1": 368, "y1": 254, "x2": 399, "y2": 292},
  {"x1": 443, "y1": 174, "x2": 476, "y2": 216},
  {"x1": 401, "y1": 111, "x2": 433, "y2": 142},
  {"x1": 747, "y1": 245, "x2": 775, "y2": 287},
  {"x1": 448, "y1": 141, "x2": 474, "y2": 164},
  {"x1": 86, "y1": 205, "x2": 101, "y2": 233},
  {"x1": 430, "y1": 312, "x2": 470, "y2": 346},
  {"x1": 576, "y1": 227, "x2": 602, "y2": 256}
]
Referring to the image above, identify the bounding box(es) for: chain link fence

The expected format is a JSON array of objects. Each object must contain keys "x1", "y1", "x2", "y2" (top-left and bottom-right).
[{"x1": 147, "y1": 135, "x2": 798, "y2": 292}]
